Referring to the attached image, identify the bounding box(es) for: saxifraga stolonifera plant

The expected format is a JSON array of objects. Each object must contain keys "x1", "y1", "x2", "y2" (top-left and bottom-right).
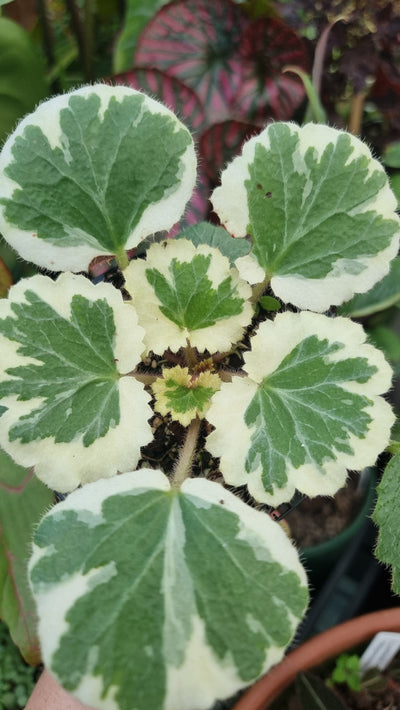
[{"x1": 0, "y1": 84, "x2": 399, "y2": 710}]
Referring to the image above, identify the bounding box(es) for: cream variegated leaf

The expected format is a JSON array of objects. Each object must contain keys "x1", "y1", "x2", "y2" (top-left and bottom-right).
[
  {"x1": 212, "y1": 122, "x2": 400, "y2": 311},
  {"x1": 29, "y1": 469, "x2": 308, "y2": 710},
  {"x1": 124, "y1": 238, "x2": 253, "y2": 354},
  {"x1": 206, "y1": 311, "x2": 394, "y2": 505},
  {"x1": 0, "y1": 273, "x2": 153, "y2": 491},
  {"x1": 0, "y1": 84, "x2": 196, "y2": 272}
]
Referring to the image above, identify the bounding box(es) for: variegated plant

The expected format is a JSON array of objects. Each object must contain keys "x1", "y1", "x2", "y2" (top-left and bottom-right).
[{"x1": 0, "y1": 84, "x2": 398, "y2": 710}]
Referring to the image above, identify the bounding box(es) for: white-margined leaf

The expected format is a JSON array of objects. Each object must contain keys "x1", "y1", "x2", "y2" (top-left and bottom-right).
[
  {"x1": 212, "y1": 122, "x2": 400, "y2": 311},
  {"x1": 124, "y1": 238, "x2": 253, "y2": 354},
  {"x1": 0, "y1": 84, "x2": 196, "y2": 272},
  {"x1": 206, "y1": 311, "x2": 394, "y2": 505},
  {"x1": 0, "y1": 273, "x2": 153, "y2": 491},
  {"x1": 29, "y1": 469, "x2": 308, "y2": 710}
]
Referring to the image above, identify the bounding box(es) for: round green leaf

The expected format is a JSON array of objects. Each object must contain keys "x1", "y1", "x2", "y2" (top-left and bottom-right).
[
  {"x1": 0, "y1": 273, "x2": 153, "y2": 491},
  {"x1": 29, "y1": 469, "x2": 308, "y2": 710},
  {"x1": 0, "y1": 18, "x2": 48, "y2": 146},
  {"x1": 211, "y1": 122, "x2": 400, "y2": 311},
  {"x1": 206, "y1": 311, "x2": 395, "y2": 505},
  {"x1": 0, "y1": 84, "x2": 196, "y2": 272}
]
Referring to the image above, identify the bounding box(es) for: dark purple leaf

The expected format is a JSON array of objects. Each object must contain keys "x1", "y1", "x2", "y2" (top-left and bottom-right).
[
  {"x1": 112, "y1": 67, "x2": 206, "y2": 132},
  {"x1": 200, "y1": 120, "x2": 261, "y2": 183},
  {"x1": 231, "y1": 17, "x2": 308, "y2": 121},
  {"x1": 135, "y1": 0, "x2": 249, "y2": 123}
]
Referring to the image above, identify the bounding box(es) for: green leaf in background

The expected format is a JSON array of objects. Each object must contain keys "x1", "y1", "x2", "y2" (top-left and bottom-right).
[
  {"x1": 258, "y1": 295, "x2": 281, "y2": 312},
  {"x1": 125, "y1": 238, "x2": 253, "y2": 354},
  {"x1": 374, "y1": 454, "x2": 400, "y2": 595},
  {"x1": 367, "y1": 325, "x2": 400, "y2": 375},
  {"x1": 212, "y1": 122, "x2": 400, "y2": 311},
  {"x1": 389, "y1": 172, "x2": 400, "y2": 209},
  {"x1": 0, "y1": 447, "x2": 53, "y2": 664},
  {"x1": 0, "y1": 17, "x2": 48, "y2": 146},
  {"x1": 113, "y1": 0, "x2": 170, "y2": 73},
  {"x1": 338, "y1": 256, "x2": 400, "y2": 317},
  {"x1": 382, "y1": 141, "x2": 400, "y2": 169},
  {"x1": 0, "y1": 84, "x2": 196, "y2": 272},
  {"x1": 29, "y1": 469, "x2": 308, "y2": 710},
  {"x1": 177, "y1": 222, "x2": 251, "y2": 265},
  {"x1": 0, "y1": 272, "x2": 152, "y2": 492},
  {"x1": 207, "y1": 311, "x2": 395, "y2": 505}
]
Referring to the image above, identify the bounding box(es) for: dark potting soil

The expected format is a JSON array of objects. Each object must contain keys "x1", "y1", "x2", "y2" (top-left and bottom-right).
[{"x1": 284, "y1": 474, "x2": 364, "y2": 548}]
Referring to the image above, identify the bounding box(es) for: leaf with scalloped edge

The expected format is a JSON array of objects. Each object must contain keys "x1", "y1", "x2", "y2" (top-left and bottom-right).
[
  {"x1": 135, "y1": 0, "x2": 248, "y2": 124},
  {"x1": 0, "y1": 84, "x2": 196, "y2": 272},
  {"x1": 152, "y1": 365, "x2": 221, "y2": 426},
  {"x1": 231, "y1": 17, "x2": 308, "y2": 121},
  {"x1": 113, "y1": 68, "x2": 206, "y2": 133},
  {"x1": 0, "y1": 272, "x2": 153, "y2": 492},
  {"x1": 374, "y1": 454, "x2": 400, "y2": 595},
  {"x1": 206, "y1": 311, "x2": 394, "y2": 505},
  {"x1": 212, "y1": 122, "x2": 400, "y2": 311},
  {"x1": 29, "y1": 469, "x2": 308, "y2": 710},
  {"x1": 124, "y1": 238, "x2": 253, "y2": 354}
]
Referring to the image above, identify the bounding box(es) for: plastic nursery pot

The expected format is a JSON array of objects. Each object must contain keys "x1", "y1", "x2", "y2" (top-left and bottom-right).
[
  {"x1": 231, "y1": 607, "x2": 400, "y2": 710},
  {"x1": 299, "y1": 468, "x2": 377, "y2": 589},
  {"x1": 25, "y1": 669, "x2": 93, "y2": 710}
]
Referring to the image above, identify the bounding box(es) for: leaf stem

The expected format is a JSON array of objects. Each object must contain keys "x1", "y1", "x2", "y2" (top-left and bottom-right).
[
  {"x1": 116, "y1": 250, "x2": 129, "y2": 271},
  {"x1": 171, "y1": 417, "x2": 201, "y2": 489},
  {"x1": 185, "y1": 340, "x2": 198, "y2": 370},
  {"x1": 251, "y1": 277, "x2": 270, "y2": 305}
]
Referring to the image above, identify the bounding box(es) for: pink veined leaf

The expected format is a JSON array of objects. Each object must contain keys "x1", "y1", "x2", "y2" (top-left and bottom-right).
[
  {"x1": 135, "y1": 0, "x2": 249, "y2": 124},
  {"x1": 112, "y1": 67, "x2": 206, "y2": 133},
  {"x1": 232, "y1": 17, "x2": 308, "y2": 121},
  {"x1": 200, "y1": 120, "x2": 262, "y2": 184},
  {"x1": 167, "y1": 168, "x2": 211, "y2": 236}
]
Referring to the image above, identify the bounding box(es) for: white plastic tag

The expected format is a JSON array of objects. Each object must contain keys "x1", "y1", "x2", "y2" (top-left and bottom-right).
[{"x1": 360, "y1": 631, "x2": 400, "y2": 674}]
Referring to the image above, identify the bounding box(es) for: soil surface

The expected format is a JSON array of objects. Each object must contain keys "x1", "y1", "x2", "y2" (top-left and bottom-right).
[{"x1": 284, "y1": 474, "x2": 364, "y2": 548}]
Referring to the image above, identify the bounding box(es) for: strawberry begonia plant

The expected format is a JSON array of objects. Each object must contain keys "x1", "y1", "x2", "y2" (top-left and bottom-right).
[{"x1": 0, "y1": 84, "x2": 398, "y2": 710}]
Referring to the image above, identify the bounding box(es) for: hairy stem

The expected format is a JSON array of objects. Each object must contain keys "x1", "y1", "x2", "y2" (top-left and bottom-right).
[
  {"x1": 251, "y1": 277, "x2": 270, "y2": 305},
  {"x1": 116, "y1": 250, "x2": 129, "y2": 271},
  {"x1": 185, "y1": 340, "x2": 198, "y2": 370},
  {"x1": 348, "y1": 90, "x2": 368, "y2": 136},
  {"x1": 171, "y1": 417, "x2": 201, "y2": 489}
]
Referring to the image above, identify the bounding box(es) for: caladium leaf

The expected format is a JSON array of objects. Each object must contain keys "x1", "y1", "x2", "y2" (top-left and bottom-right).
[
  {"x1": 231, "y1": 17, "x2": 308, "y2": 121},
  {"x1": 374, "y1": 454, "x2": 400, "y2": 595},
  {"x1": 29, "y1": 469, "x2": 308, "y2": 710},
  {"x1": 0, "y1": 272, "x2": 153, "y2": 492},
  {"x1": 135, "y1": 0, "x2": 248, "y2": 124},
  {"x1": 113, "y1": 68, "x2": 206, "y2": 133},
  {"x1": 152, "y1": 365, "x2": 221, "y2": 426},
  {"x1": 177, "y1": 222, "x2": 251, "y2": 265},
  {"x1": 206, "y1": 311, "x2": 394, "y2": 505},
  {"x1": 0, "y1": 448, "x2": 53, "y2": 664},
  {"x1": 0, "y1": 84, "x2": 196, "y2": 272},
  {"x1": 124, "y1": 238, "x2": 253, "y2": 354},
  {"x1": 199, "y1": 120, "x2": 261, "y2": 183},
  {"x1": 212, "y1": 122, "x2": 400, "y2": 311}
]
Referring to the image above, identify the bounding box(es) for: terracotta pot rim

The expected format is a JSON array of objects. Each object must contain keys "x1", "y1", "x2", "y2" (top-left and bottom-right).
[{"x1": 232, "y1": 607, "x2": 400, "y2": 710}]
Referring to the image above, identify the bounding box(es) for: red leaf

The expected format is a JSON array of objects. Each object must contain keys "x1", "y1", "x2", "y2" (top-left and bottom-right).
[
  {"x1": 135, "y1": 0, "x2": 249, "y2": 123},
  {"x1": 112, "y1": 67, "x2": 206, "y2": 132},
  {"x1": 0, "y1": 257, "x2": 12, "y2": 297},
  {"x1": 232, "y1": 17, "x2": 308, "y2": 121},
  {"x1": 200, "y1": 120, "x2": 262, "y2": 183}
]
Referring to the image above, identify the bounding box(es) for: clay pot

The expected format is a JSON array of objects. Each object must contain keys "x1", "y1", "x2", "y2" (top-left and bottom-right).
[
  {"x1": 231, "y1": 607, "x2": 400, "y2": 710},
  {"x1": 25, "y1": 669, "x2": 93, "y2": 710}
]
